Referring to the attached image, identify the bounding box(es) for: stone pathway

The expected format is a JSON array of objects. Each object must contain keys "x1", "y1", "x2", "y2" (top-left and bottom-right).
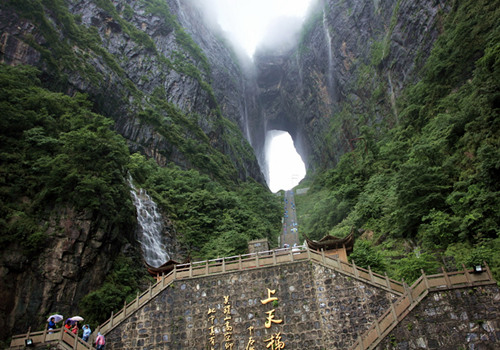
[{"x1": 280, "y1": 190, "x2": 299, "y2": 248}]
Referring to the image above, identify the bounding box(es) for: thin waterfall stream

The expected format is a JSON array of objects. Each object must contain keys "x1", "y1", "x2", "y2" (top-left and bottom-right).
[
  {"x1": 323, "y1": 11, "x2": 334, "y2": 95},
  {"x1": 130, "y1": 182, "x2": 170, "y2": 267}
]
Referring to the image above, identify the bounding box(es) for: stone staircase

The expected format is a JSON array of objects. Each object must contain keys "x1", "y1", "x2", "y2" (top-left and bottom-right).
[
  {"x1": 9, "y1": 327, "x2": 93, "y2": 349},
  {"x1": 349, "y1": 264, "x2": 496, "y2": 350}
]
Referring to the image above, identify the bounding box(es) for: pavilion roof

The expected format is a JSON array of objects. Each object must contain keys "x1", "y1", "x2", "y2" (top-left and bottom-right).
[
  {"x1": 305, "y1": 232, "x2": 354, "y2": 253},
  {"x1": 145, "y1": 259, "x2": 181, "y2": 277}
]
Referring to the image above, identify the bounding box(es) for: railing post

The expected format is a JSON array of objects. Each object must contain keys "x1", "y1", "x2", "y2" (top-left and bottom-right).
[
  {"x1": 273, "y1": 250, "x2": 277, "y2": 265},
  {"x1": 173, "y1": 265, "x2": 177, "y2": 280},
  {"x1": 162, "y1": 272, "x2": 165, "y2": 287},
  {"x1": 442, "y1": 267, "x2": 451, "y2": 287},
  {"x1": 94, "y1": 326, "x2": 100, "y2": 344},
  {"x1": 256, "y1": 252, "x2": 259, "y2": 267},
  {"x1": 321, "y1": 248, "x2": 325, "y2": 263},
  {"x1": 352, "y1": 259, "x2": 359, "y2": 278},
  {"x1": 358, "y1": 332, "x2": 364, "y2": 350},
  {"x1": 206, "y1": 260, "x2": 209, "y2": 275},
  {"x1": 123, "y1": 299, "x2": 127, "y2": 317},
  {"x1": 484, "y1": 261, "x2": 493, "y2": 281},
  {"x1": 384, "y1": 272, "x2": 391, "y2": 289},
  {"x1": 462, "y1": 264, "x2": 472, "y2": 285},
  {"x1": 375, "y1": 318, "x2": 381, "y2": 336},
  {"x1": 307, "y1": 247, "x2": 311, "y2": 260},
  {"x1": 189, "y1": 263, "x2": 193, "y2": 277},
  {"x1": 59, "y1": 326, "x2": 64, "y2": 340},
  {"x1": 421, "y1": 269, "x2": 429, "y2": 289},
  {"x1": 403, "y1": 280, "x2": 413, "y2": 304},
  {"x1": 73, "y1": 331, "x2": 78, "y2": 349},
  {"x1": 222, "y1": 257, "x2": 226, "y2": 273},
  {"x1": 149, "y1": 282, "x2": 152, "y2": 299},
  {"x1": 368, "y1": 266, "x2": 374, "y2": 283},
  {"x1": 42, "y1": 325, "x2": 48, "y2": 343},
  {"x1": 136, "y1": 292, "x2": 140, "y2": 308},
  {"x1": 390, "y1": 303, "x2": 398, "y2": 324},
  {"x1": 110, "y1": 311, "x2": 114, "y2": 327},
  {"x1": 238, "y1": 255, "x2": 242, "y2": 270}
]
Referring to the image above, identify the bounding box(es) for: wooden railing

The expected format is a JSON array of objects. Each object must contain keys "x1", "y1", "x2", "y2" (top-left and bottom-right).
[
  {"x1": 9, "y1": 245, "x2": 406, "y2": 348},
  {"x1": 306, "y1": 248, "x2": 405, "y2": 294},
  {"x1": 95, "y1": 246, "x2": 404, "y2": 335},
  {"x1": 350, "y1": 263, "x2": 496, "y2": 350},
  {"x1": 9, "y1": 326, "x2": 93, "y2": 349}
]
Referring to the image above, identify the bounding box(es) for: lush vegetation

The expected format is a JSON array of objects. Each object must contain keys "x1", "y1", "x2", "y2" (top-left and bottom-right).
[
  {"x1": 79, "y1": 254, "x2": 152, "y2": 328},
  {"x1": 0, "y1": 64, "x2": 135, "y2": 252},
  {"x1": 296, "y1": 0, "x2": 500, "y2": 283},
  {"x1": 128, "y1": 153, "x2": 281, "y2": 260}
]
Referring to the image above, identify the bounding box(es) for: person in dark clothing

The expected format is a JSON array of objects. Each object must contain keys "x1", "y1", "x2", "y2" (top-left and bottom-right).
[{"x1": 48, "y1": 317, "x2": 56, "y2": 330}]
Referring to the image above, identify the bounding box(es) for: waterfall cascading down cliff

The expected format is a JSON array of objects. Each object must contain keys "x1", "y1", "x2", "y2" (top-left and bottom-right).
[
  {"x1": 322, "y1": 11, "x2": 334, "y2": 96},
  {"x1": 130, "y1": 183, "x2": 170, "y2": 267}
]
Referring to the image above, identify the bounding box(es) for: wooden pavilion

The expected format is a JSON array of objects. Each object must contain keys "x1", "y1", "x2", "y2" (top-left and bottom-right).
[{"x1": 305, "y1": 232, "x2": 354, "y2": 262}]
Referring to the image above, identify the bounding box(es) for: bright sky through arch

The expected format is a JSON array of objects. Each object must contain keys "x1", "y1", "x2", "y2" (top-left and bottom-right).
[
  {"x1": 209, "y1": 0, "x2": 314, "y2": 56},
  {"x1": 265, "y1": 130, "x2": 306, "y2": 193}
]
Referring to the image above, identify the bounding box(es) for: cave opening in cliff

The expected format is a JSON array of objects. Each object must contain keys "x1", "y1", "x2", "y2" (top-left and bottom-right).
[{"x1": 265, "y1": 130, "x2": 306, "y2": 193}]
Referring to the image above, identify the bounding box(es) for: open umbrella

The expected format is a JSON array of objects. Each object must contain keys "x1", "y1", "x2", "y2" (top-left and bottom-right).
[
  {"x1": 47, "y1": 314, "x2": 64, "y2": 323},
  {"x1": 70, "y1": 316, "x2": 84, "y2": 322}
]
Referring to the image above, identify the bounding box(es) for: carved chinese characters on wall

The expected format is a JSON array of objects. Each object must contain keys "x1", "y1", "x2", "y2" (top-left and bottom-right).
[
  {"x1": 261, "y1": 288, "x2": 285, "y2": 349},
  {"x1": 206, "y1": 287, "x2": 285, "y2": 349}
]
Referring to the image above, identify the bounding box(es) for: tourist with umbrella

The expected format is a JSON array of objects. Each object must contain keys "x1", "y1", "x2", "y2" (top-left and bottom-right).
[
  {"x1": 47, "y1": 314, "x2": 63, "y2": 333},
  {"x1": 64, "y1": 319, "x2": 73, "y2": 332}
]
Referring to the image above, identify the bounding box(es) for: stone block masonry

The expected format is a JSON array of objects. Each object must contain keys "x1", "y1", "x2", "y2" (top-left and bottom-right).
[
  {"x1": 313, "y1": 265, "x2": 399, "y2": 348},
  {"x1": 106, "y1": 261, "x2": 398, "y2": 349},
  {"x1": 376, "y1": 285, "x2": 500, "y2": 350}
]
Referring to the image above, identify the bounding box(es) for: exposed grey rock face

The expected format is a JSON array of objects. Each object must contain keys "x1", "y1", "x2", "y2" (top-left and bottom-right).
[
  {"x1": 0, "y1": 207, "x2": 133, "y2": 341},
  {"x1": 0, "y1": 0, "x2": 264, "y2": 183},
  {"x1": 252, "y1": 0, "x2": 448, "y2": 170}
]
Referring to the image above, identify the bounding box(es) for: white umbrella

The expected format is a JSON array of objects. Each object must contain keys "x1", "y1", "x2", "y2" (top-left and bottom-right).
[
  {"x1": 47, "y1": 314, "x2": 64, "y2": 323},
  {"x1": 70, "y1": 316, "x2": 84, "y2": 322}
]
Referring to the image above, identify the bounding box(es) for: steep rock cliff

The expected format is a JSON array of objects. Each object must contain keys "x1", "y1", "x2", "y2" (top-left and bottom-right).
[
  {"x1": 0, "y1": 0, "x2": 263, "y2": 182},
  {"x1": 253, "y1": 0, "x2": 447, "y2": 170},
  {"x1": 0, "y1": 206, "x2": 136, "y2": 341}
]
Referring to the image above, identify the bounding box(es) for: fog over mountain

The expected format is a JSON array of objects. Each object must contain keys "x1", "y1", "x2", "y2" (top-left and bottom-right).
[{"x1": 194, "y1": 0, "x2": 315, "y2": 57}]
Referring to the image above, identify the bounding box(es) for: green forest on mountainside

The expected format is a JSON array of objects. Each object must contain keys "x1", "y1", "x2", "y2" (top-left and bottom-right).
[
  {"x1": 296, "y1": 0, "x2": 500, "y2": 283},
  {"x1": 4, "y1": 0, "x2": 257, "y2": 185},
  {"x1": 0, "y1": 64, "x2": 281, "y2": 326}
]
